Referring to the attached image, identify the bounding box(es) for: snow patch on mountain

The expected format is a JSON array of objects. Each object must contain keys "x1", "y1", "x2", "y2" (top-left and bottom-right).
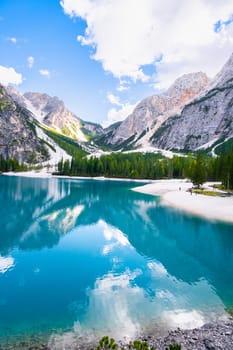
[
  {"x1": 24, "y1": 92, "x2": 88, "y2": 141},
  {"x1": 36, "y1": 125, "x2": 71, "y2": 168},
  {"x1": 88, "y1": 146, "x2": 183, "y2": 159},
  {"x1": 24, "y1": 98, "x2": 46, "y2": 123}
]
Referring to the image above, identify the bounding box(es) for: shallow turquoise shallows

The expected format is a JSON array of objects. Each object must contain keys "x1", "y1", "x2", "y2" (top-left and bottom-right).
[{"x1": 0, "y1": 176, "x2": 233, "y2": 345}]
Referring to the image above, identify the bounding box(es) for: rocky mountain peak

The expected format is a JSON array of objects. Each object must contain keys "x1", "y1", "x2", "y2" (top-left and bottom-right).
[
  {"x1": 165, "y1": 72, "x2": 209, "y2": 98},
  {"x1": 23, "y1": 92, "x2": 88, "y2": 141},
  {"x1": 205, "y1": 52, "x2": 233, "y2": 92},
  {"x1": 4, "y1": 87, "x2": 103, "y2": 145},
  {"x1": 22, "y1": 92, "x2": 103, "y2": 141},
  {"x1": 152, "y1": 51, "x2": 233, "y2": 151},
  {"x1": 5, "y1": 86, "x2": 26, "y2": 106},
  {"x1": 0, "y1": 84, "x2": 50, "y2": 163},
  {"x1": 106, "y1": 71, "x2": 209, "y2": 147},
  {"x1": 24, "y1": 92, "x2": 63, "y2": 113}
]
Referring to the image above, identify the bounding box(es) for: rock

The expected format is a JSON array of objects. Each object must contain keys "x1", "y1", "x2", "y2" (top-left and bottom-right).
[
  {"x1": 23, "y1": 92, "x2": 103, "y2": 141},
  {"x1": 0, "y1": 85, "x2": 50, "y2": 163},
  {"x1": 152, "y1": 52, "x2": 233, "y2": 151},
  {"x1": 104, "y1": 72, "x2": 209, "y2": 149},
  {"x1": 203, "y1": 338, "x2": 216, "y2": 350}
]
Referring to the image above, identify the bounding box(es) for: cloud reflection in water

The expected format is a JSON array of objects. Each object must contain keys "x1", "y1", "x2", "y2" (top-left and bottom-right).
[
  {"x1": 48, "y1": 218, "x2": 228, "y2": 349},
  {"x1": 0, "y1": 256, "x2": 15, "y2": 274}
]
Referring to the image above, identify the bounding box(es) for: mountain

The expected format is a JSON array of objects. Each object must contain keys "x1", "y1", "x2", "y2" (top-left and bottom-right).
[
  {"x1": 6, "y1": 87, "x2": 103, "y2": 141},
  {"x1": 23, "y1": 92, "x2": 103, "y2": 141},
  {"x1": 3, "y1": 87, "x2": 103, "y2": 163},
  {"x1": 0, "y1": 84, "x2": 50, "y2": 163},
  {"x1": 150, "y1": 52, "x2": 233, "y2": 151},
  {"x1": 99, "y1": 72, "x2": 209, "y2": 149},
  {"x1": 2, "y1": 51, "x2": 233, "y2": 164}
]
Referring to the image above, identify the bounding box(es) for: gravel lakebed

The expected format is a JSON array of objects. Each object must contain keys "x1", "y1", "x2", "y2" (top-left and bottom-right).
[{"x1": 1, "y1": 319, "x2": 233, "y2": 350}]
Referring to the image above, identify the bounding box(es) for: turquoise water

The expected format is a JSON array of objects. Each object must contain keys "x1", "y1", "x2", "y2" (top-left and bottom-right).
[{"x1": 0, "y1": 176, "x2": 233, "y2": 346}]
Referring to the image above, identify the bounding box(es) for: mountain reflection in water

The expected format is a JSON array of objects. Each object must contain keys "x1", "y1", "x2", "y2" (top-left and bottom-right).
[{"x1": 0, "y1": 176, "x2": 233, "y2": 345}]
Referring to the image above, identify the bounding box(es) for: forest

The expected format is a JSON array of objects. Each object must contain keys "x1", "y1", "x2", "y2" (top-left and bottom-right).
[
  {"x1": 57, "y1": 148, "x2": 233, "y2": 189},
  {"x1": 0, "y1": 156, "x2": 28, "y2": 172},
  {"x1": 0, "y1": 139, "x2": 232, "y2": 190}
]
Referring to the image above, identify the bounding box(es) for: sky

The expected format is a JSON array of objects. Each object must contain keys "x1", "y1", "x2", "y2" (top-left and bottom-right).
[{"x1": 0, "y1": 0, "x2": 233, "y2": 127}]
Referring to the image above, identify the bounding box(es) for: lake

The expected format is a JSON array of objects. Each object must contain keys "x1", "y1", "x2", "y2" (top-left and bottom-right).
[{"x1": 0, "y1": 176, "x2": 233, "y2": 348}]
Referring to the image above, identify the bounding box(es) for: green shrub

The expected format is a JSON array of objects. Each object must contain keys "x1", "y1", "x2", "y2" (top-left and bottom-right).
[
  {"x1": 166, "y1": 344, "x2": 182, "y2": 350},
  {"x1": 96, "y1": 336, "x2": 118, "y2": 350},
  {"x1": 128, "y1": 339, "x2": 155, "y2": 350},
  {"x1": 95, "y1": 336, "x2": 181, "y2": 350}
]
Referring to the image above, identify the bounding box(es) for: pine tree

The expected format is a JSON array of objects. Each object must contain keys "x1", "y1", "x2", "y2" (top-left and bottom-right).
[{"x1": 189, "y1": 153, "x2": 206, "y2": 188}]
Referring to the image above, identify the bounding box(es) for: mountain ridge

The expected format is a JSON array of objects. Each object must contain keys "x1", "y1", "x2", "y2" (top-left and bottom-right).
[
  {"x1": 23, "y1": 91, "x2": 103, "y2": 141},
  {"x1": 1, "y1": 51, "x2": 233, "y2": 164},
  {"x1": 0, "y1": 85, "x2": 50, "y2": 163},
  {"x1": 6, "y1": 87, "x2": 104, "y2": 142},
  {"x1": 99, "y1": 72, "x2": 210, "y2": 149},
  {"x1": 151, "y1": 52, "x2": 233, "y2": 150}
]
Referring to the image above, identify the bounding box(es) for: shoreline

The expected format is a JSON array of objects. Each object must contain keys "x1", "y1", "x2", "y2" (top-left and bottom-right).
[
  {"x1": 2, "y1": 170, "x2": 150, "y2": 183},
  {"x1": 2, "y1": 171, "x2": 233, "y2": 224},
  {"x1": 1, "y1": 318, "x2": 233, "y2": 349},
  {"x1": 133, "y1": 180, "x2": 233, "y2": 224}
]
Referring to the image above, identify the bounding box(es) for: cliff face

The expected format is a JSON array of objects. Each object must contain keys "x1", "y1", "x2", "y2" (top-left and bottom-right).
[
  {"x1": 2, "y1": 52, "x2": 233, "y2": 157},
  {"x1": 23, "y1": 92, "x2": 103, "y2": 141},
  {"x1": 104, "y1": 72, "x2": 209, "y2": 148},
  {"x1": 152, "y1": 53, "x2": 233, "y2": 150},
  {"x1": 1, "y1": 87, "x2": 104, "y2": 163},
  {"x1": 0, "y1": 85, "x2": 49, "y2": 163}
]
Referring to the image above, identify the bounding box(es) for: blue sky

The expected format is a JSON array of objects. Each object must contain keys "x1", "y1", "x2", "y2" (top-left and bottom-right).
[{"x1": 0, "y1": 0, "x2": 232, "y2": 126}]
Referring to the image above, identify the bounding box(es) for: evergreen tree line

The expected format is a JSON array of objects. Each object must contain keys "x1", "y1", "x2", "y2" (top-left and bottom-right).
[
  {"x1": 57, "y1": 148, "x2": 233, "y2": 189},
  {"x1": 0, "y1": 156, "x2": 28, "y2": 172},
  {"x1": 58, "y1": 152, "x2": 178, "y2": 179},
  {"x1": 213, "y1": 148, "x2": 233, "y2": 189}
]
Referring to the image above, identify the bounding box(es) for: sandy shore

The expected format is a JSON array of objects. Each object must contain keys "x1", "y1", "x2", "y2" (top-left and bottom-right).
[{"x1": 133, "y1": 180, "x2": 233, "y2": 224}]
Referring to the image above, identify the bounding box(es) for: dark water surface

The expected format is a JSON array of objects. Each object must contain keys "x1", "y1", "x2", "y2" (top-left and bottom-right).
[{"x1": 0, "y1": 176, "x2": 233, "y2": 347}]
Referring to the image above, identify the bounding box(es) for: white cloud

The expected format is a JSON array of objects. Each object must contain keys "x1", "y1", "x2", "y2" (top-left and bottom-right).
[
  {"x1": 9, "y1": 37, "x2": 17, "y2": 44},
  {"x1": 0, "y1": 65, "x2": 23, "y2": 86},
  {"x1": 103, "y1": 93, "x2": 137, "y2": 127},
  {"x1": 117, "y1": 85, "x2": 129, "y2": 92},
  {"x1": 104, "y1": 103, "x2": 137, "y2": 127},
  {"x1": 39, "y1": 69, "x2": 50, "y2": 78},
  {"x1": 27, "y1": 56, "x2": 34, "y2": 68},
  {"x1": 117, "y1": 80, "x2": 130, "y2": 92},
  {"x1": 107, "y1": 93, "x2": 122, "y2": 106},
  {"x1": 61, "y1": 0, "x2": 233, "y2": 87}
]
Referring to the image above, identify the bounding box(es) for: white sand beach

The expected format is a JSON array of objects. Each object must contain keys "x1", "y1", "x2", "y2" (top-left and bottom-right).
[{"x1": 133, "y1": 180, "x2": 233, "y2": 224}]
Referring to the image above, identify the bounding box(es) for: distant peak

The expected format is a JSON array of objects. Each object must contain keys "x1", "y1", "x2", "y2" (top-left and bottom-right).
[{"x1": 166, "y1": 71, "x2": 210, "y2": 95}]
